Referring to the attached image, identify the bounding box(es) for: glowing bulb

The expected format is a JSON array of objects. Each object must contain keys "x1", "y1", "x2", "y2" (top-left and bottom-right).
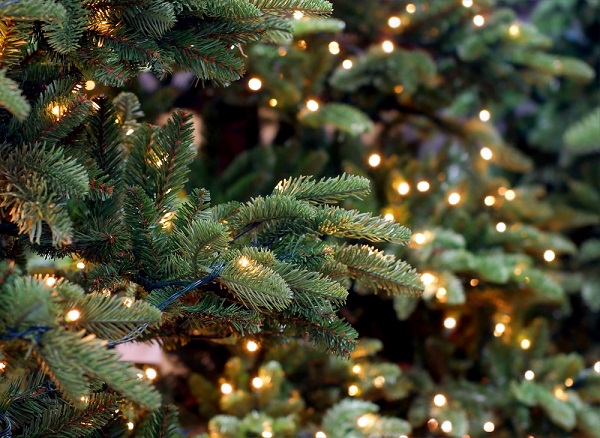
[
  {"x1": 479, "y1": 110, "x2": 491, "y2": 122},
  {"x1": 509, "y1": 24, "x2": 520, "y2": 36},
  {"x1": 543, "y1": 250, "x2": 556, "y2": 262},
  {"x1": 262, "y1": 432, "x2": 272, "y2": 438},
  {"x1": 381, "y1": 40, "x2": 394, "y2": 53},
  {"x1": 594, "y1": 361, "x2": 600, "y2": 373},
  {"x1": 483, "y1": 422, "x2": 495, "y2": 432},
  {"x1": 306, "y1": 99, "x2": 319, "y2": 111},
  {"x1": 406, "y1": 3, "x2": 416, "y2": 13},
  {"x1": 421, "y1": 273, "x2": 436, "y2": 286},
  {"x1": 494, "y1": 323, "x2": 506, "y2": 336},
  {"x1": 520, "y1": 339, "x2": 531, "y2": 350},
  {"x1": 85, "y1": 80, "x2": 96, "y2": 90},
  {"x1": 293, "y1": 10, "x2": 304, "y2": 19},
  {"x1": 342, "y1": 59, "x2": 353, "y2": 69},
  {"x1": 127, "y1": 422, "x2": 134, "y2": 430},
  {"x1": 473, "y1": 15, "x2": 485, "y2": 26},
  {"x1": 352, "y1": 364, "x2": 362, "y2": 374},
  {"x1": 137, "y1": 372, "x2": 144, "y2": 380},
  {"x1": 565, "y1": 378, "x2": 574, "y2": 387},
  {"x1": 221, "y1": 383, "x2": 233, "y2": 394},
  {"x1": 444, "y1": 317, "x2": 457, "y2": 329},
  {"x1": 123, "y1": 297, "x2": 134, "y2": 308},
  {"x1": 417, "y1": 181, "x2": 430, "y2": 192},
  {"x1": 394, "y1": 85, "x2": 404, "y2": 94},
  {"x1": 384, "y1": 213, "x2": 394, "y2": 221},
  {"x1": 554, "y1": 387, "x2": 568, "y2": 400},
  {"x1": 480, "y1": 147, "x2": 493, "y2": 160},
  {"x1": 441, "y1": 421, "x2": 453, "y2": 433},
  {"x1": 126, "y1": 129, "x2": 134, "y2": 135},
  {"x1": 315, "y1": 432, "x2": 327, "y2": 438},
  {"x1": 239, "y1": 257, "x2": 250, "y2": 268},
  {"x1": 397, "y1": 182, "x2": 410, "y2": 195},
  {"x1": 246, "y1": 340, "x2": 259, "y2": 352},
  {"x1": 348, "y1": 384, "x2": 359, "y2": 396},
  {"x1": 45, "y1": 277, "x2": 57, "y2": 287},
  {"x1": 462, "y1": 0, "x2": 473, "y2": 7},
  {"x1": 368, "y1": 153, "x2": 381, "y2": 167},
  {"x1": 373, "y1": 376, "x2": 385, "y2": 388},
  {"x1": 414, "y1": 233, "x2": 426, "y2": 245},
  {"x1": 328, "y1": 41, "x2": 340, "y2": 55},
  {"x1": 252, "y1": 377, "x2": 264, "y2": 388},
  {"x1": 428, "y1": 418, "x2": 439, "y2": 431},
  {"x1": 436, "y1": 288, "x2": 447, "y2": 300},
  {"x1": 504, "y1": 189, "x2": 516, "y2": 200},
  {"x1": 388, "y1": 16, "x2": 401, "y2": 28},
  {"x1": 448, "y1": 192, "x2": 461, "y2": 205},
  {"x1": 65, "y1": 309, "x2": 81, "y2": 322},
  {"x1": 145, "y1": 367, "x2": 157, "y2": 380},
  {"x1": 269, "y1": 98, "x2": 278, "y2": 107},
  {"x1": 248, "y1": 78, "x2": 262, "y2": 91},
  {"x1": 51, "y1": 105, "x2": 61, "y2": 116},
  {"x1": 433, "y1": 394, "x2": 447, "y2": 407},
  {"x1": 76, "y1": 261, "x2": 85, "y2": 269},
  {"x1": 470, "y1": 279, "x2": 479, "y2": 287},
  {"x1": 484, "y1": 196, "x2": 495, "y2": 206},
  {"x1": 496, "y1": 222, "x2": 507, "y2": 232},
  {"x1": 357, "y1": 415, "x2": 369, "y2": 428},
  {"x1": 0, "y1": 362, "x2": 5, "y2": 371}
]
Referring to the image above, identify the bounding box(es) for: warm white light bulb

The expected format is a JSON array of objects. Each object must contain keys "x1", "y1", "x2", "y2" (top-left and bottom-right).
[
  {"x1": 473, "y1": 15, "x2": 485, "y2": 26},
  {"x1": 248, "y1": 78, "x2": 262, "y2": 91},
  {"x1": 352, "y1": 364, "x2": 361, "y2": 374},
  {"x1": 388, "y1": 16, "x2": 401, "y2": 28},
  {"x1": 221, "y1": 383, "x2": 233, "y2": 394},
  {"x1": 496, "y1": 222, "x2": 507, "y2": 233},
  {"x1": 85, "y1": 80, "x2": 96, "y2": 90},
  {"x1": 368, "y1": 153, "x2": 381, "y2": 167},
  {"x1": 45, "y1": 276, "x2": 57, "y2": 287},
  {"x1": 421, "y1": 273, "x2": 436, "y2": 286},
  {"x1": 444, "y1": 317, "x2": 457, "y2": 329},
  {"x1": 521, "y1": 339, "x2": 531, "y2": 350},
  {"x1": 484, "y1": 195, "x2": 496, "y2": 206},
  {"x1": 127, "y1": 422, "x2": 134, "y2": 430},
  {"x1": 504, "y1": 189, "x2": 516, "y2": 200},
  {"x1": 565, "y1": 378, "x2": 574, "y2": 387},
  {"x1": 448, "y1": 192, "x2": 461, "y2": 205},
  {"x1": 433, "y1": 394, "x2": 446, "y2": 407},
  {"x1": 315, "y1": 432, "x2": 327, "y2": 438},
  {"x1": 384, "y1": 213, "x2": 394, "y2": 221},
  {"x1": 398, "y1": 182, "x2": 410, "y2": 195},
  {"x1": 239, "y1": 257, "x2": 250, "y2": 268},
  {"x1": 494, "y1": 323, "x2": 506, "y2": 336},
  {"x1": 441, "y1": 421, "x2": 453, "y2": 433},
  {"x1": 483, "y1": 421, "x2": 495, "y2": 432},
  {"x1": 145, "y1": 367, "x2": 157, "y2": 380},
  {"x1": 373, "y1": 375, "x2": 386, "y2": 388},
  {"x1": 65, "y1": 309, "x2": 81, "y2": 322},
  {"x1": 417, "y1": 181, "x2": 430, "y2": 192},
  {"x1": 406, "y1": 3, "x2": 416, "y2": 13},
  {"x1": 328, "y1": 41, "x2": 340, "y2": 55},
  {"x1": 306, "y1": 99, "x2": 319, "y2": 111},
  {"x1": 246, "y1": 340, "x2": 259, "y2": 352},
  {"x1": 348, "y1": 384, "x2": 359, "y2": 396},
  {"x1": 293, "y1": 10, "x2": 304, "y2": 19},
  {"x1": 269, "y1": 98, "x2": 278, "y2": 107},
  {"x1": 76, "y1": 261, "x2": 85, "y2": 269},
  {"x1": 480, "y1": 147, "x2": 493, "y2": 160},
  {"x1": 593, "y1": 361, "x2": 600, "y2": 373},
  {"x1": 414, "y1": 233, "x2": 426, "y2": 245},
  {"x1": 357, "y1": 415, "x2": 370, "y2": 428},
  {"x1": 262, "y1": 432, "x2": 273, "y2": 438},
  {"x1": 509, "y1": 24, "x2": 520, "y2": 36},
  {"x1": 381, "y1": 40, "x2": 394, "y2": 53},
  {"x1": 479, "y1": 110, "x2": 491, "y2": 122},
  {"x1": 525, "y1": 370, "x2": 535, "y2": 380},
  {"x1": 462, "y1": 0, "x2": 474, "y2": 7},
  {"x1": 252, "y1": 377, "x2": 264, "y2": 389},
  {"x1": 342, "y1": 59, "x2": 353, "y2": 69},
  {"x1": 543, "y1": 250, "x2": 556, "y2": 262}
]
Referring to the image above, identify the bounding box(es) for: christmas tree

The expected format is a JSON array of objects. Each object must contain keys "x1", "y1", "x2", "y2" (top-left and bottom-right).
[
  {"x1": 0, "y1": 1, "x2": 426, "y2": 436},
  {"x1": 157, "y1": 0, "x2": 598, "y2": 436}
]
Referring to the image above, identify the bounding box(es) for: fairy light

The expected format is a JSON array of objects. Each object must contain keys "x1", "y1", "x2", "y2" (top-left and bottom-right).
[
  {"x1": 543, "y1": 250, "x2": 556, "y2": 262},
  {"x1": 509, "y1": 24, "x2": 520, "y2": 36},
  {"x1": 428, "y1": 418, "x2": 439, "y2": 431},
  {"x1": 248, "y1": 78, "x2": 262, "y2": 91},
  {"x1": 441, "y1": 421, "x2": 453, "y2": 433},
  {"x1": 388, "y1": 16, "x2": 401, "y2": 28},
  {"x1": 269, "y1": 98, "x2": 278, "y2": 107},
  {"x1": 252, "y1": 377, "x2": 264, "y2": 389},
  {"x1": 278, "y1": 47, "x2": 287, "y2": 56},
  {"x1": 246, "y1": 340, "x2": 259, "y2": 352},
  {"x1": 397, "y1": 182, "x2": 410, "y2": 195},
  {"x1": 357, "y1": 415, "x2": 371, "y2": 428},
  {"x1": 480, "y1": 147, "x2": 493, "y2": 160},
  {"x1": 137, "y1": 372, "x2": 144, "y2": 380},
  {"x1": 496, "y1": 222, "x2": 507, "y2": 232},
  {"x1": 494, "y1": 323, "x2": 506, "y2": 337},
  {"x1": 65, "y1": 309, "x2": 81, "y2": 322},
  {"x1": 479, "y1": 110, "x2": 491, "y2": 122},
  {"x1": 306, "y1": 99, "x2": 319, "y2": 111},
  {"x1": 565, "y1": 378, "x2": 574, "y2": 387},
  {"x1": 436, "y1": 287, "x2": 447, "y2": 301},
  {"x1": 85, "y1": 80, "x2": 96, "y2": 90},
  {"x1": 524, "y1": 370, "x2": 535, "y2": 380},
  {"x1": 520, "y1": 339, "x2": 531, "y2": 350},
  {"x1": 75, "y1": 261, "x2": 85, "y2": 270},
  {"x1": 421, "y1": 273, "x2": 436, "y2": 286},
  {"x1": 554, "y1": 387, "x2": 568, "y2": 401},
  {"x1": 406, "y1": 3, "x2": 416, "y2": 13},
  {"x1": 417, "y1": 181, "x2": 430, "y2": 192},
  {"x1": 384, "y1": 213, "x2": 394, "y2": 221},
  {"x1": 342, "y1": 59, "x2": 353, "y2": 69},
  {"x1": 414, "y1": 233, "x2": 426, "y2": 245},
  {"x1": 45, "y1": 276, "x2": 57, "y2": 287},
  {"x1": 462, "y1": 0, "x2": 473, "y2": 7},
  {"x1": 348, "y1": 384, "x2": 359, "y2": 396},
  {"x1": 504, "y1": 189, "x2": 516, "y2": 200},
  {"x1": 51, "y1": 105, "x2": 61, "y2": 117},
  {"x1": 394, "y1": 85, "x2": 404, "y2": 94},
  {"x1": 484, "y1": 196, "x2": 496, "y2": 206},
  {"x1": 239, "y1": 257, "x2": 250, "y2": 268},
  {"x1": 444, "y1": 317, "x2": 457, "y2": 329},
  {"x1": 221, "y1": 383, "x2": 233, "y2": 394},
  {"x1": 127, "y1": 422, "x2": 134, "y2": 430},
  {"x1": 433, "y1": 394, "x2": 447, "y2": 407},
  {"x1": 315, "y1": 432, "x2": 327, "y2": 438},
  {"x1": 0, "y1": 362, "x2": 6, "y2": 371},
  {"x1": 593, "y1": 361, "x2": 600, "y2": 373},
  {"x1": 373, "y1": 376, "x2": 386, "y2": 388},
  {"x1": 470, "y1": 279, "x2": 479, "y2": 286},
  {"x1": 381, "y1": 40, "x2": 394, "y2": 53},
  {"x1": 126, "y1": 129, "x2": 134, "y2": 135},
  {"x1": 293, "y1": 10, "x2": 304, "y2": 19},
  {"x1": 262, "y1": 432, "x2": 273, "y2": 438},
  {"x1": 368, "y1": 153, "x2": 381, "y2": 167},
  {"x1": 473, "y1": 15, "x2": 485, "y2": 26},
  {"x1": 352, "y1": 364, "x2": 362, "y2": 374},
  {"x1": 328, "y1": 41, "x2": 340, "y2": 55},
  {"x1": 145, "y1": 367, "x2": 157, "y2": 380},
  {"x1": 448, "y1": 192, "x2": 461, "y2": 205},
  {"x1": 123, "y1": 297, "x2": 134, "y2": 308},
  {"x1": 483, "y1": 422, "x2": 495, "y2": 432}
]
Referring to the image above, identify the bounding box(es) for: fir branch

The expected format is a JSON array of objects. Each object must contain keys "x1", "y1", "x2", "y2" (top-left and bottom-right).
[
  {"x1": 0, "y1": 68, "x2": 30, "y2": 121},
  {"x1": 42, "y1": 0, "x2": 87, "y2": 54},
  {"x1": 273, "y1": 261, "x2": 348, "y2": 305},
  {"x1": 171, "y1": 187, "x2": 212, "y2": 231},
  {"x1": 564, "y1": 107, "x2": 600, "y2": 155},
  {"x1": 0, "y1": 0, "x2": 66, "y2": 21},
  {"x1": 273, "y1": 174, "x2": 371, "y2": 205},
  {"x1": 183, "y1": 295, "x2": 262, "y2": 336},
  {"x1": 119, "y1": 0, "x2": 176, "y2": 38},
  {"x1": 250, "y1": 0, "x2": 333, "y2": 17},
  {"x1": 132, "y1": 404, "x2": 180, "y2": 438}
]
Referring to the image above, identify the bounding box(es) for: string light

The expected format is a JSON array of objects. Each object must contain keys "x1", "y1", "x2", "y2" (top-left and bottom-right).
[
  {"x1": 278, "y1": 47, "x2": 287, "y2": 56},
  {"x1": 45, "y1": 276, "x2": 57, "y2": 287},
  {"x1": 593, "y1": 361, "x2": 600, "y2": 373},
  {"x1": 406, "y1": 3, "x2": 416, "y2": 13},
  {"x1": 441, "y1": 421, "x2": 453, "y2": 433},
  {"x1": 428, "y1": 418, "x2": 439, "y2": 431},
  {"x1": 433, "y1": 394, "x2": 447, "y2": 407},
  {"x1": 352, "y1": 364, "x2": 362, "y2": 374},
  {"x1": 293, "y1": 11, "x2": 304, "y2": 19},
  {"x1": 421, "y1": 273, "x2": 436, "y2": 286},
  {"x1": 394, "y1": 85, "x2": 404, "y2": 94},
  {"x1": 373, "y1": 376, "x2": 386, "y2": 388},
  {"x1": 65, "y1": 309, "x2": 81, "y2": 322},
  {"x1": 51, "y1": 105, "x2": 61, "y2": 117},
  {"x1": 448, "y1": 192, "x2": 461, "y2": 205},
  {"x1": 509, "y1": 24, "x2": 520, "y2": 36},
  {"x1": 388, "y1": 16, "x2": 401, "y2": 28},
  {"x1": 137, "y1": 372, "x2": 144, "y2": 380},
  {"x1": 0, "y1": 362, "x2": 6, "y2": 371},
  {"x1": 520, "y1": 339, "x2": 531, "y2": 350},
  {"x1": 565, "y1": 378, "x2": 574, "y2": 387},
  {"x1": 145, "y1": 368, "x2": 157, "y2": 380},
  {"x1": 342, "y1": 59, "x2": 353, "y2": 69},
  {"x1": 252, "y1": 377, "x2": 264, "y2": 389},
  {"x1": 315, "y1": 432, "x2": 327, "y2": 438},
  {"x1": 414, "y1": 232, "x2": 426, "y2": 245},
  {"x1": 554, "y1": 387, "x2": 568, "y2": 401},
  {"x1": 246, "y1": 340, "x2": 259, "y2": 352},
  {"x1": 444, "y1": 317, "x2": 457, "y2": 329},
  {"x1": 504, "y1": 189, "x2": 516, "y2": 200},
  {"x1": 269, "y1": 98, "x2": 278, "y2": 107},
  {"x1": 417, "y1": 181, "x2": 430, "y2": 192},
  {"x1": 368, "y1": 153, "x2": 381, "y2": 167},
  {"x1": 76, "y1": 261, "x2": 85, "y2": 269},
  {"x1": 348, "y1": 384, "x2": 359, "y2": 396},
  {"x1": 85, "y1": 80, "x2": 96, "y2": 90},
  {"x1": 123, "y1": 297, "x2": 134, "y2": 308},
  {"x1": 262, "y1": 432, "x2": 273, "y2": 438},
  {"x1": 480, "y1": 147, "x2": 493, "y2": 160},
  {"x1": 397, "y1": 182, "x2": 410, "y2": 195},
  {"x1": 126, "y1": 129, "x2": 134, "y2": 135},
  {"x1": 328, "y1": 41, "x2": 340, "y2": 55},
  {"x1": 470, "y1": 279, "x2": 479, "y2": 286},
  {"x1": 496, "y1": 222, "x2": 507, "y2": 232},
  {"x1": 436, "y1": 287, "x2": 447, "y2": 301},
  {"x1": 381, "y1": 40, "x2": 394, "y2": 53},
  {"x1": 479, "y1": 110, "x2": 491, "y2": 122},
  {"x1": 248, "y1": 78, "x2": 262, "y2": 91},
  {"x1": 306, "y1": 99, "x2": 319, "y2": 111},
  {"x1": 494, "y1": 323, "x2": 506, "y2": 337},
  {"x1": 543, "y1": 250, "x2": 556, "y2": 262},
  {"x1": 297, "y1": 40, "x2": 307, "y2": 50},
  {"x1": 127, "y1": 422, "x2": 134, "y2": 430},
  {"x1": 384, "y1": 213, "x2": 394, "y2": 221},
  {"x1": 357, "y1": 415, "x2": 373, "y2": 428},
  {"x1": 483, "y1": 422, "x2": 495, "y2": 432},
  {"x1": 484, "y1": 195, "x2": 495, "y2": 206},
  {"x1": 462, "y1": 0, "x2": 473, "y2": 7},
  {"x1": 221, "y1": 383, "x2": 233, "y2": 394},
  {"x1": 524, "y1": 370, "x2": 535, "y2": 380},
  {"x1": 473, "y1": 15, "x2": 485, "y2": 26},
  {"x1": 239, "y1": 257, "x2": 250, "y2": 268}
]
